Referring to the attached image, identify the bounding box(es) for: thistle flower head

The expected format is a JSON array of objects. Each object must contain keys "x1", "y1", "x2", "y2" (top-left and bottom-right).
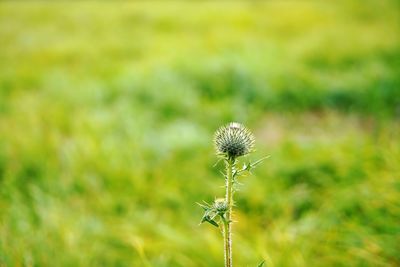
[{"x1": 214, "y1": 122, "x2": 255, "y2": 160}]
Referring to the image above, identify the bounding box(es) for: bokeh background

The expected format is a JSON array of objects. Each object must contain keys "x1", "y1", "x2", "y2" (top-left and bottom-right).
[{"x1": 0, "y1": 1, "x2": 399, "y2": 266}]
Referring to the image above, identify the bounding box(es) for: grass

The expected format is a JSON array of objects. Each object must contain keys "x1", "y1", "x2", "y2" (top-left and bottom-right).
[{"x1": 0, "y1": 1, "x2": 399, "y2": 266}]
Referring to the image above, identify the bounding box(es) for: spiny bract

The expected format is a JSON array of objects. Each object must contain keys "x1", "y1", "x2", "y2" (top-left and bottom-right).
[{"x1": 214, "y1": 122, "x2": 255, "y2": 160}]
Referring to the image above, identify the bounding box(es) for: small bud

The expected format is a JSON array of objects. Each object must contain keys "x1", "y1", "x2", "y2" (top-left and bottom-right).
[{"x1": 213, "y1": 198, "x2": 228, "y2": 214}]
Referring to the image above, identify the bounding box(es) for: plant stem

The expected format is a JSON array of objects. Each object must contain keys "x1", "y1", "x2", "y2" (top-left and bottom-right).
[{"x1": 223, "y1": 158, "x2": 234, "y2": 267}]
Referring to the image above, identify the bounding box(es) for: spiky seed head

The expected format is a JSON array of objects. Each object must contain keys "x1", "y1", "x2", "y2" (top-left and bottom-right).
[
  {"x1": 214, "y1": 198, "x2": 228, "y2": 214},
  {"x1": 214, "y1": 122, "x2": 255, "y2": 160}
]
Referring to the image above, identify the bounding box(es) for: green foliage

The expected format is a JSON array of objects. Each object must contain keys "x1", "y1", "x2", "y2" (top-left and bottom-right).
[{"x1": 0, "y1": 1, "x2": 399, "y2": 266}]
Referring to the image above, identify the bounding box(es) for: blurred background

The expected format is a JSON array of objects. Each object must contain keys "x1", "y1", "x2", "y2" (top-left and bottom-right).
[{"x1": 0, "y1": 1, "x2": 399, "y2": 266}]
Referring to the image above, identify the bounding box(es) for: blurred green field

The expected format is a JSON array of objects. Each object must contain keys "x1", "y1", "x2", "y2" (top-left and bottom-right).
[{"x1": 0, "y1": 1, "x2": 399, "y2": 267}]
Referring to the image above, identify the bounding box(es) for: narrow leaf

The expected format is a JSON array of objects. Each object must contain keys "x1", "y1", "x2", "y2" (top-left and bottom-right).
[
  {"x1": 257, "y1": 260, "x2": 265, "y2": 267},
  {"x1": 196, "y1": 202, "x2": 209, "y2": 211},
  {"x1": 206, "y1": 219, "x2": 219, "y2": 227},
  {"x1": 251, "y1": 156, "x2": 270, "y2": 168}
]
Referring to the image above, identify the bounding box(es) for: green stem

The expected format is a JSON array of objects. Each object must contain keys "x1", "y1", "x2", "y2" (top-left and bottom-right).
[{"x1": 223, "y1": 158, "x2": 234, "y2": 267}]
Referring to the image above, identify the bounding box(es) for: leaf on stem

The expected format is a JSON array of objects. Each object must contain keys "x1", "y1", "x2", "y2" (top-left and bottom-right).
[{"x1": 200, "y1": 214, "x2": 219, "y2": 227}]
